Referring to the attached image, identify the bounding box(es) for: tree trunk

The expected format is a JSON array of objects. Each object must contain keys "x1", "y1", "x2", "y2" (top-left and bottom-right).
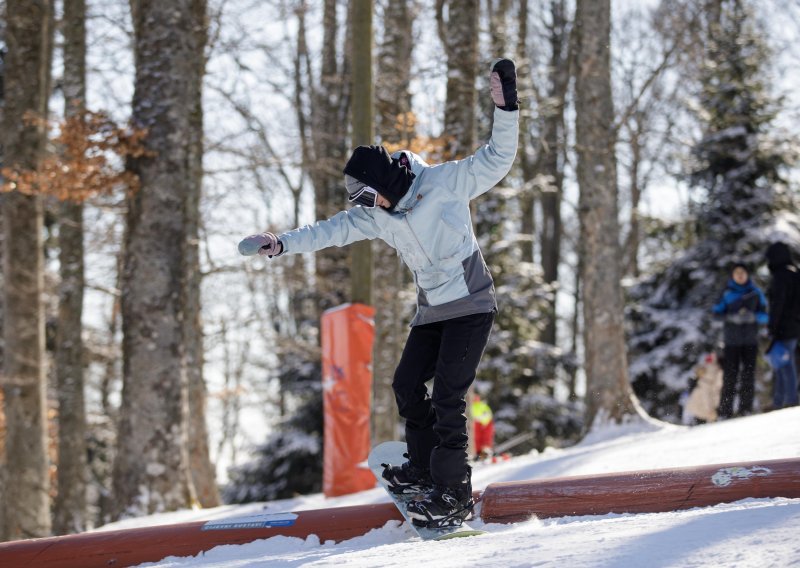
[
  {"x1": 349, "y1": 0, "x2": 373, "y2": 306},
  {"x1": 376, "y1": 0, "x2": 413, "y2": 146},
  {"x1": 625, "y1": 116, "x2": 643, "y2": 278},
  {"x1": 437, "y1": 0, "x2": 478, "y2": 159},
  {"x1": 53, "y1": 0, "x2": 88, "y2": 536},
  {"x1": 371, "y1": 0, "x2": 414, "y2": 446},
  {"x1": 479, "y1": 0, "x2": 510, "y2": 140},
  {"x1": 311, "y1": 0, "x2": 350, "y2": 311},
  {"x1": 574, "y1": 0, "x2": 645, "y2": 428},
  {"x1": 517, "y1": 0, "x2": 536, "y2": 264},
  {"x1": 537, "y1": 0, "x2": 570, "y2": 346},
  {"x1": 0, "y1": 3, "x2": 7, "y2": 543},
  {"x1": 569, "y1": 254, "x2": 582, "y2": 400},
  {"x1": 113, "y1": 0, "x2": 204, "y2": 518},
  {"x1": 183, "y1": 7, "x2": 219, "y2": 509},
  {"x1": 1, "y1": 0, "x2": 53, "y2": 541}
]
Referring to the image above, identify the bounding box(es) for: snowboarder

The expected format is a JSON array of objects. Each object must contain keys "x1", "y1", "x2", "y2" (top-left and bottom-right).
[
  {"x1": 711, "y1": 262, "x2": 768, "y2": 418},
  {"x1": 765, "y1": 242, "x2": 800, "y2": 409},
  {"x1": 238, "y1": 58, "x2": 519, "y2": 528}
]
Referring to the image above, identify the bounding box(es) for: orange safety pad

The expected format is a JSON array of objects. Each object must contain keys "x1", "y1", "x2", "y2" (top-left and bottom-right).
[{"x1": 321, "y1": 303, "x2": 376, "y2": 497}]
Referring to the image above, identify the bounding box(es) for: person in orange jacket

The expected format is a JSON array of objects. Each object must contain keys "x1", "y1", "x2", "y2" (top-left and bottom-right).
[{"x1": 471, "y1": 394, "x2": 494, "y2": 460}]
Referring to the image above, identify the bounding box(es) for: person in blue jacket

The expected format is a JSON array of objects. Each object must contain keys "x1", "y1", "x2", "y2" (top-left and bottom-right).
[
  {"x1": 712, "y1": 262, "x2": 769, "y2": 418},
  {"x1": 239, "y1": 59, "x2": 519, "y2": 529}
]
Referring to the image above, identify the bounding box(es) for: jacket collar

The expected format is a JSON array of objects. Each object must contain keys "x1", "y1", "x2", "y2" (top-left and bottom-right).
[
  {"x1": 727, "y1": 278, "x2": 754, "y2": 293},
  {"x1": 391, "y1": 150, "x2": 429, "y2": 213}
]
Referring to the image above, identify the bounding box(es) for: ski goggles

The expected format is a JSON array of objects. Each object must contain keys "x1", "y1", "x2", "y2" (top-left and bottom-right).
[{"x1": 348, "y1": 184, "x2": 379, "y2": 208}]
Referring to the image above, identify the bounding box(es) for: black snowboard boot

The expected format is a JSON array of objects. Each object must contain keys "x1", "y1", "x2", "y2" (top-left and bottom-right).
[
  {"x1": 381, "y1": 455, "x2": 434, "y2": 495},
  {"x1": 406, "y1": 478, "x2": 473, "y2": 529}
]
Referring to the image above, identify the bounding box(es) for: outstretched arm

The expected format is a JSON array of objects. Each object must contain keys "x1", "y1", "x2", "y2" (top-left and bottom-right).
[
  {"x1": 711, "y1": 296, "x2": 727, "y2": 315},
  {"x1": 251, "y1": 207, "x2": 381, "y2": 257}
]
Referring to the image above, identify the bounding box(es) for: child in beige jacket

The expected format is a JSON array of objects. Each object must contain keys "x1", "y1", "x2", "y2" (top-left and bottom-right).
[{"x1": 685, "y1": 353, "x2": 724, "y2": 424}]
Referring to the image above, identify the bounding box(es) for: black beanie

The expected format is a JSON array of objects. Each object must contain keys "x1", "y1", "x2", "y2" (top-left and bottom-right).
[{"x1": 343, "y1": 145, "x2": 415, "y2": 211}]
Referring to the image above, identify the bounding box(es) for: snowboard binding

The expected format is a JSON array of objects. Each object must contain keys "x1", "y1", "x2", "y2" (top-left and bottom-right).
[
  {"x1": 410, "y1": 499, "x2": 475, "y2": 529},
  {"x1": 381, "y1": 457, "x2": 434, "y2": 495}
]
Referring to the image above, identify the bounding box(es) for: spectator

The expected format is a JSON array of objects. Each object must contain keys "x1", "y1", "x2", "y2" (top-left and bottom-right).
[
  {"x1": 765, "y1": 242, "x2": 800, "y2": 409},
  {"x1": 712, "y1": 262, "x2": 768, "y2": 418},
  {"x1": 471, "y1": 395, "x2": 494, "y2": 460}
]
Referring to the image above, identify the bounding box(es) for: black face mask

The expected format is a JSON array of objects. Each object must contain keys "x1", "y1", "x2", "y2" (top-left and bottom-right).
[{"x1": 343, "y1": 145, "x2": 415, "y2": 211}]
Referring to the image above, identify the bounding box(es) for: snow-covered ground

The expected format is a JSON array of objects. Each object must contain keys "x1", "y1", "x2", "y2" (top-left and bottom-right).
[{"x1": 103, "y1": 407, "x2": 800, "y2": 567}]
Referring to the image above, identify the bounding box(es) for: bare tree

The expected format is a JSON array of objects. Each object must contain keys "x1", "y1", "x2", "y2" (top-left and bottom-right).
[
  {"x1": 437, "y1": 0, "x2": 478, "y2": 158},
  {"x1": 184, "y1": 0, "x2": 219, "y2": 509},
  {"x1": 573, "y1": 0, "x2": 647, "y2": 428},
  {"x1": 535, "y1": 0, "x2": 571, "y2": 345},
  {"x1": 1, "y1": 0, "x2": 53, "y2": 541},
  {"x1": 112, "y1": 0, "x2": 206, "y2": 518},
  {"x1": 349, "y1": 0, "x2": 374, "y2": 305},
  {"x1": 611, "y1": 4, "x2": 687, "y2": 279},
  {"x1": 309, "y1": 0, "x2": 351, "y2": 311},
  {"x1": 53, "y1": 0, "x2": 89, "y2": 535},
  {"x1": 0, "y1": 0, "x2": 6, "y2": 539},
  {"x1": 517, "y1": 0, "x2": 537, "y2": 265}
]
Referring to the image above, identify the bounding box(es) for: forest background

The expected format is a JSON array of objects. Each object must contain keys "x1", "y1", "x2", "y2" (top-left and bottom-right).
[{"x1": 1, "y1": 0, "x2": 799, "y2": 542}]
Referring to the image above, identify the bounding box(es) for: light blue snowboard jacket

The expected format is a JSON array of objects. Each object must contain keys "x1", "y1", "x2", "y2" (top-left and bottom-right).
[{"x1": 278, "y1": 107, "x2": 519, "y2": 326}]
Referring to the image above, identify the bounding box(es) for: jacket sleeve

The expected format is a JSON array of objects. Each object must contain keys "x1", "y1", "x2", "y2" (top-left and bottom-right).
[
  {"x1": 444, "y1": 107, "x2": 519, "y2": 200},
  {"x1": 756, "y1": 287, "x2": 769, "y2": 325},
  {"x1": 278, "y1": 207, "x2": 380, "y2": 255},
  {"x1": 711, "y1": 295, "x2": 727, "y2": 315},
  {"x1": 768, "y1": 274, "x2": 788, "y2": 336}
]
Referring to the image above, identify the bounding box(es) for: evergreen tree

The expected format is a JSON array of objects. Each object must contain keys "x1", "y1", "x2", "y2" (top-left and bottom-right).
[
  {"x1": 627, "y1": 0, "x2": 797, "y2": 420},
  {"x1": 478, "y1": 234, "x2": 582, "y2": 452},
  {"x1": 223, "y1": 349, "x2": 323, "y2": 503},
  {"x1": 472, "y1": 2, "x2": 580, "y2": 451}
]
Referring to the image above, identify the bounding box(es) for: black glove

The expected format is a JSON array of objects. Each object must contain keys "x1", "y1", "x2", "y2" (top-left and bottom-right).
[{"x1": 490, "y1": 58, "x2": 518, "y2": 111}]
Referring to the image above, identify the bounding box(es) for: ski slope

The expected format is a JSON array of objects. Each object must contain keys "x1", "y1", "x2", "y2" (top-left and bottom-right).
[{"x1": 102, "y1": 407, "x2": 800, "y2": 567}]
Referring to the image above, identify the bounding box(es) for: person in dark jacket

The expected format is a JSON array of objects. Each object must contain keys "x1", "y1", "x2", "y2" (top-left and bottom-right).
[
  {"x1": 765, "y1": 242, "x2": 800, "y2": 409},
  {"x1": 712, "y1": 262, "x2": 768, "y2": 418}
]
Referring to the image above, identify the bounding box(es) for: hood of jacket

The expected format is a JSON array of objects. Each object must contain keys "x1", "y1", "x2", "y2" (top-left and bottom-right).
[
  {"x1": 766, "y1": 241, "x2": 794, "y2": 270},
  {"x1": 726, "y1": 278, "x2": 756, "y2": 294}
]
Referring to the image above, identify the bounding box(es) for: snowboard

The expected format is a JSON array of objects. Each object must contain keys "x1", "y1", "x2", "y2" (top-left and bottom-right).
[{"x1": 368, "y1": 441, "x2": 486, "y2": 541}]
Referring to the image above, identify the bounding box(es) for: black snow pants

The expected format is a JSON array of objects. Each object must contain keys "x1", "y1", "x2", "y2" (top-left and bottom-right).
[
  {"x1": 718, "y1": 343, "x2": 758, "y2": 418},
  {"x1": 392, "y1": 311, "x2": 495, "y2": 489}
]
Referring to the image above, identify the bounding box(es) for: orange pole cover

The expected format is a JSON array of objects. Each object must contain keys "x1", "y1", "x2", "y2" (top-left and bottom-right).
[{"x1": 321, "y1": 303, "x2": 377, "y2": 497}]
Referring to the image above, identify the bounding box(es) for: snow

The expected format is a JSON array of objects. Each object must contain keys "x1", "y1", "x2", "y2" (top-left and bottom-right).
[{"x1": 100, "y1": 407, "x2": 800, "y2": 567}]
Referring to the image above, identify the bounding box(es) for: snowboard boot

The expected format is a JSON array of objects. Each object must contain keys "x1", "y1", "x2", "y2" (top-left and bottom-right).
[
  {"x1": 406, "y1": 477, "x2": 474, "y2": 529},
  {"x1": 381, "y1": 454, "x2": 434, "y2": 495}
]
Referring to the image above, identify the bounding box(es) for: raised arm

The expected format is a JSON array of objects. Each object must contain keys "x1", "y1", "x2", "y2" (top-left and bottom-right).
[{"x1": 448, "y1": 58, "x2": 520, "y2": 201}]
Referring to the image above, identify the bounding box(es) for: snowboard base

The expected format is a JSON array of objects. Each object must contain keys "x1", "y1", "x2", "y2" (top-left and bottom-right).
[{"x1": 368, "y1": 441, "x2": 486, "y2": 541}]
